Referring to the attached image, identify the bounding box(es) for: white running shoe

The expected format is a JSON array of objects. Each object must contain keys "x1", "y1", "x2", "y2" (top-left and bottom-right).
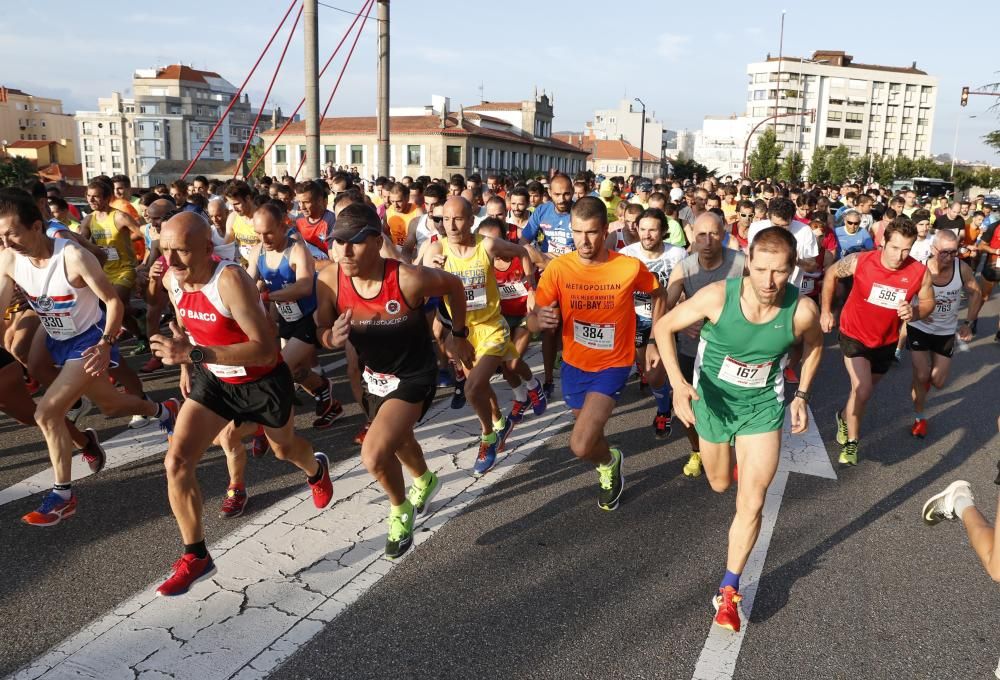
[
  {"x1": 67, "y1": 396, "x2": 92, "y2": 424},
  {"x1": 129, "y1": 414, "x2": 153, "y2": 429},
  {"x1": 922, "y1": 480, "x2": 973, "y2": 526}
]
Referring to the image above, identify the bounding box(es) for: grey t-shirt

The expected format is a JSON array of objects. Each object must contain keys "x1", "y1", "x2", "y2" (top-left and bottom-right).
[{"x1": 677, "y1": 248, "x2": 747, "y2": 357}]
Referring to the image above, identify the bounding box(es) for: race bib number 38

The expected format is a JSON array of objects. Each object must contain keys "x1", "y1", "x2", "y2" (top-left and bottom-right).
[
  {"x1": 718, "y1": 356, "x2": 772, "y2": 388},
  {"x1": 866, "y1": 283, "x2": 906, "y2": 309},
  {"x1": 465, "y1": 283, "x2": 487, "y2": 311},
  {"x1": 573, "y1": 320, "x2": 615, "y2": 350}
]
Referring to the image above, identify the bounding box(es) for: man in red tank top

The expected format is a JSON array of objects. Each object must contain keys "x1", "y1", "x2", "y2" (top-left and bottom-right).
[
  {"x1": 150, "y1": 212, "x2": 334, "y2": 597},
  {"x1": 820, "y1": 217, "x2": 935, "y2": 466}
]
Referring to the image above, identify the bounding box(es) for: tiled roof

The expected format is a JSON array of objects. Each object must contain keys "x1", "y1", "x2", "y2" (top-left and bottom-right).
[
  {"x1": 2, "y1": 87, "x2": 30, "y2": 97},
  {"x1": 37, "y1": 163, "x2": 82, "y2": 182},
  {"x1": 150, "y1": 65, "x2": 223, "y2": 83},
  {"x1": 8, "y1": 140, "x2": 53, "y2": 149},
  {"x1": 464, "y1": 102, "x2": 524, "y2": 112},
  {"x1": 591, "y1": 139, "x2": 658, "y2": 162}
]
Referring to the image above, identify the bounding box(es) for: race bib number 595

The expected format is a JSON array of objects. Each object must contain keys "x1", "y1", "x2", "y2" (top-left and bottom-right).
[{"x1": 866, "y1": 283, "x2": 906, "y2": 309}]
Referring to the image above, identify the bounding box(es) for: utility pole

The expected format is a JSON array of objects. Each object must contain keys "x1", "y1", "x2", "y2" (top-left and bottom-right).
[
  {"x1": 303, "y1": 0, "x2": 320, "y2": 179},
  {"x1": 773, "y1": 10, "x2": 785, "y2": 133},
  {"x1": 376, "y1": 0, "x2": 390, "y2": 178},
  {"x1": 634, "y1": 97, "x2": 646, "y2": 179}
]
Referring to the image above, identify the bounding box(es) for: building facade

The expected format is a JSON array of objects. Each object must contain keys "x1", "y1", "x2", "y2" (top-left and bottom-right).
[
  {"x1": 586, "y1": 100, "x2": 664, "y2": 159},
  {"x1": 745, "y1": 50, "x2": 938, "y2": 167},
  {"x1": 693, "y1": 116, "x2": 754, "y2": 178},
  {"x1": 261, "y1": 94, "x2": 588, "y2": 180},
  {"x1": 0, "y1": 87, "x2": 77, "y2": 162}
]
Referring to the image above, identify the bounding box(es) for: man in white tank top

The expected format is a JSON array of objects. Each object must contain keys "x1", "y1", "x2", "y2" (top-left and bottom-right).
[
  {"x1": 905, "y1": 229, "x2": 982, "y2": 438},
  {"x1": 0, "y1": 191, "x2": 178, "y2": 527}
]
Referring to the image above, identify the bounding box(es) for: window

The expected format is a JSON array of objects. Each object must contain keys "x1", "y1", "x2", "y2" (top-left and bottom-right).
[
  {"x1": 110, "y1": 139, "x2": 121, "y2": 152},
  {"x1": 275, "y1": 145, "x2": 287, "y2": 163},
  {"x1": 887, "y1": 116, "x2": 898, "y2": 123},
  {"x1": 830, "y1": 77, "x2": 846, "y2": 87},
  {"x1": 83, "y1": 139, "x2": 94, "y2": 152},
  {"x1": 752, "y1": 106, "x2": 767, "y2": 116},
  {"x1": 82, "y1": 122, "x2": 93, "y2": 135},
  {"x1": 139, "y1": 104, "x2": 159, "y2": 114},
  {"x1": 324, "y1": 145, "x2": 337, "y2": 164},
  {"x1": 754, "y1": 73, "x2": 768, "y2": 83},
  {"x1": 829, "y1": 98, "x2": 844, "y2": 106},
  {"x1": 111, "y1": 156, "x2": 122, "y2": 169},
  {"x1": 84, "y1": 154, "x2": 94, "y2": 166},
  {"x1": 446, "y1": 145, "x2": 462, "y2": 167},
  {"x1": 849, "y1": 79, "x2": 867, "y2": 89},
  {"x1": 826, "y1": 127, "x2": 841, "y2": 138},
  {"x1": 41, "y1": 120, "x2": 46, "y2": 127},
  {"x1": 406, "y1": 145, "x2": 421, "y2": 165},
  {"x1": 827, "y1": 111, "x2": 842, "y2": 121},
  {"x1": 846, "y1": 112, "x2": 863, "y2": 123},
  {"x1": 844, "y1": 129, "x2": 862, "y2": 140},
  {"x1": 350, "y1": 144, "x2": 363, "y2": 164},
  {"x1": 753, "y1": 89, "x2": 768, "y2": 100},
  {"x1": 40, "y1": 134, "x2": 46, "y2": 140},
  {"x1": 110, "y1": 123, "x2": 119, "y2": 135},
  {"x1": 902, "y1": 124, "x2": 911, "y2": 133}
]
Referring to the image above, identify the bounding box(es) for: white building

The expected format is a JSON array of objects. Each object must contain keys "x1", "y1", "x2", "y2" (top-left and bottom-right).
[
  {"x1": 745, "y1": 50, "x2": 938, "y2": 167},
  {"x1": 586, "y1": 100, "x2": 663, "y2": 159},
  {"x1": 693, "y1": 116, "x2": 754, "y2": 178}
]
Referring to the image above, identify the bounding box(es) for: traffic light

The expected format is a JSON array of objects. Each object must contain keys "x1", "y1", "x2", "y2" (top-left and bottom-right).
[{"x1": 961, "y1": 86, "x2": 969, "y2": 107}]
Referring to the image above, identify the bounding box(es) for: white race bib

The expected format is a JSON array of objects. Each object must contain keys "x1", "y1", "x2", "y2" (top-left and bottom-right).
[
  {"x1": 634, "y1": 295, "x2": 653, "y2": 319},
  {"x1": 276, "y1": 300, "x2": 303, "y2": 322},
  {"x1": 573, "y1": 320, "x2": 615, "y2": 350},
  {"x1": 207, "y1": 363, "x2": 248, "y2": 379},
  {"x1": 718, "y1": 356, "x2": 772, "y2": 388},
  {"x1": 363, "y1": 366, "x2": 400, "y2": 397},
  {"x1": 104, "y1": 247, "x2": 119, "y2": 262},
  {"x1": 866, "y1": 283, "x2": 906, "y2": 309},
  {"x1": 38, "y1": 312, "x2": 78, "y2": 340},
  {"x1": 239, "y1": 245, "x2": 253, "y2": 262},
  {"x1": 465, "y1": 283, "x2": 487, "y2": 311},
  {"x1": 800, "y1": 277, "x2": 816, "y2": 295},
  {"x1": 498, "y1": 281, "x2": 528, "y2": 300}
]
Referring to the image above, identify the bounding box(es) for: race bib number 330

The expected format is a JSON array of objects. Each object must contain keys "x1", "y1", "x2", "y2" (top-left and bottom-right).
[{"x1": 573, "y1": 320, "x2": 615, "y2": 350}]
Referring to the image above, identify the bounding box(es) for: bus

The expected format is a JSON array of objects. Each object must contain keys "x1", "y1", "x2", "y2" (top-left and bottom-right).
[{"x1": 889, "y1": 177, "x2": 955, "y2": 199}]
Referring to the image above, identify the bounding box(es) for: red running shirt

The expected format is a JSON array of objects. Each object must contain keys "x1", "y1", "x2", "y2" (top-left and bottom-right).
[
  {"x1": 494, "y1": 257, "x2": 531, "y2": 317},
  {"x1": 839, "y1": 250, "x2": 926, "y2": 348}
]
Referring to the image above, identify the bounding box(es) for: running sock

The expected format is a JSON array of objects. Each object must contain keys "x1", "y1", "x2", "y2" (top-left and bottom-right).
[
  {"x1": 914, "y1": 412, "x2": 925, "y2": 421},
  {"x1": 391, "y1": 499, "x2": 414, "y2": 517},
  {"x1": 184, "y1": 540, "x2": 209, "y2": 560},
  {"x1": 52, "y1": 483, "x2": 72, "y2": 500},
  {"x1": 953, "y1": 492, "x2": 975, "y2": 523},
  {"x1": 652, "y1": 385, "x2": 672, "y2": 414},
  {"x1": 492, "y1": 415, "x2": 506, "y2": 432},
  {"x1": 482, "y1": 431, "x2": 498, "y2": 444},
  {"x1": 307, "y1": 460, "x2": 325, "y2": 485},
  {"x1": 314, "y1": 381, "x2": 331, "y2": 403},
  {"x1": 414, "y1": 469, "x2": 434, "y2": 489},
  {"x1": 512, "y1": 383, "x2": 528, "y2": 402},
  {"x1": 720, "y1": 570, "x2": 741, "y2": 592},
  {"x1": 526, "y1": 377, "x2": 540, "y2": 391}
]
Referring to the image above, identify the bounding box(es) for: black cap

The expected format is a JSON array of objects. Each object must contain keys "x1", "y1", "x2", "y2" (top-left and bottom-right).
[{"x1": 330, "y1": 203, "x2": 383, "y2": 243}]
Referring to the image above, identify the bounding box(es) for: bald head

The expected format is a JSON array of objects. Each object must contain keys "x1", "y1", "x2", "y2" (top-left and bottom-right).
[
  {"x1": 444, "y1": 196, "x2": 473, "y2": 220},
  {"x1": 147, "y1": 198, "x2": 175, "y2": 220},
  {"x1": 161, "y1": 210, "x2": 211, "y2": 247}
]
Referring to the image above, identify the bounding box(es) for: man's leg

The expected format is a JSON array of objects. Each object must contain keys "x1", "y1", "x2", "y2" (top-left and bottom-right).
[
  {"x1": 910, "y1": 349, "x2": 932, "y2": 415},
  {"x1": 699, "y1": 439, "x2": 735, "y2": 493},
  {"x1": 465, "y1": 353, "x2": 504, "y2": 435},
  {"x1": 34, "y1": 361, "x2": 95, "y2": 485},
  {"x1": 928, "y1": 352, "x2": 952, "y2": 391},
  {"x1": 541, "y1": 327, "x2": 559, "y2": 391},
  {"x1": 215, "y1": 421, "x2": 255, "y2": 518},
  {"x1": 115, "y1": 283, "x2": 144, "y2": 343},
  {"x1": 842, "y1": 355, "x2": 876, "y2": 441},
  {"x1": 726, "y1": 430, "x2": 781, "y2": 574},
  {"x1": 569, "y1": 391, "x2": 623, "y2": 511}
]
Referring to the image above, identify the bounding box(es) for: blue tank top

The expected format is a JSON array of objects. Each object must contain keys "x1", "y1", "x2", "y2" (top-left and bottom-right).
[{"x1": 257, "y1": 244, "x2": 317, "y2": 316}]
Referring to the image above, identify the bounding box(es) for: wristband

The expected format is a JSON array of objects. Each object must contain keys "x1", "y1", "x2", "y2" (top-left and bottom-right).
[
  {"x1": 452, "y1": 326, "x2": 469, "y2": 339},
  {"x1": 793, "y1": 390, "x2": 810, "y2": 402},
  {"x1": 101, "y1": 334, "x2": 117, "y2": 346},
  {"x1": 261, "y1": 290, "x2": 271, "y2": 304}
]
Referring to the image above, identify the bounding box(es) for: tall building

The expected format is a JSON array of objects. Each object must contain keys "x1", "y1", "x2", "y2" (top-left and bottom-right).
[
  {"x1": 586, "y1": 100, "x2": 664, "y2": 161},
  {"x1": 75, "y1": 65, "x2": 288, "y2": 187},
  {"x1": 745, "y1": 50, "x2": 938, "y2": 167},
  {"x1": 0, "y1": 86, "x2": 78, "y2": 163}
]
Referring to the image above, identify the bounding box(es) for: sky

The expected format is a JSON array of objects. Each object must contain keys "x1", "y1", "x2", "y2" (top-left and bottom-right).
[{"x1": 3, "y1": 0, "x2": 998, "y2": 163}]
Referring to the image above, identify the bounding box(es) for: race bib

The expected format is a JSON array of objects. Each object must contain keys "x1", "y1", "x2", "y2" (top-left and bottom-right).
[
  {"x1": 634, "y1": 294, "x2": 653, "y2": 319},
  {"x1": 935, "y1": 298, "x2": 954, "y2": 315},
  {"x1": 239, "y1": 245, "x2": 253, "y2": 262},
  {"x1": 800, "y1": 277, "x2": 816, "y2": 295},
  {"x1": 573, "y1": 320, "x2": 615, "y2": 350},
  {"x1": 465, "y1": 283, "x2": 487, "y2": 311},
  {"x1": 207, "y1": 363, "x2": 248, "y2": 379},
  {"x1": 718, "y1": 356, "x2": 772, "y2": 388},
  {"x1": 104, "y1": 247, "x2": 119, "y2": 262},
  {"x1": 866, "y1": 283, "x2": 906, "y2": 310},
  {"x1": 38, "y1": 312, "x2": 78, "y2": 340},
  {"x1": 276, "y1": 300, "x2": 303, "y2": 322},
  {"x1": 549, "y1": 239, "x2": 573, "y2": 256},
  {"x1": 498, "y1": 281, "x2": 528, "y2": 300},
  {"x1": 363, "y1": 366, "x2": 400, "y2": 397}
]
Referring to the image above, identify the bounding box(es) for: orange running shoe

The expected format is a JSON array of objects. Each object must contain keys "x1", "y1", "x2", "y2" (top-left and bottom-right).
[{"x1": 712, "y1": 586, "x2": 744, "y2": 632}]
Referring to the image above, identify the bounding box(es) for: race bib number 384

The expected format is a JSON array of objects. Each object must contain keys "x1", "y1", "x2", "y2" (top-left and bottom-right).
[{"x1": 573, "y1": 320, "x2": 615, "y2": 350}]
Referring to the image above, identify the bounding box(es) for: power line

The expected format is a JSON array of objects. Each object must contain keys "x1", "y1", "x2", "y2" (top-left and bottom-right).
[{"x1": 317, "y1": 1, "x2": 384, "y2": 22}]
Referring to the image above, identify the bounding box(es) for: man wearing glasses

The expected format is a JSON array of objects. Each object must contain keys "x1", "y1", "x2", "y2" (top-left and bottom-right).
[
  {"x1": 905, "y1": 230, "x2": 982, "y2": 438},
  {"x1": 728, "y1": 200, "x2": 755, "y2": 253},
  {"x1": 834, "y1": 209, "x2": 874, "y2": 259}
]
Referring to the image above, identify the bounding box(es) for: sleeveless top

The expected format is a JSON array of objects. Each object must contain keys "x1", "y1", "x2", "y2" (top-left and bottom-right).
[
  {"x1": 910, "y1": 263, "x2": 962, "y2": 336},
  {"x1": 167, "y1": 261, "x2": 279, "y2": 384},
  {"x1": 89, "y1": 210, "x2": 136, "y2": 276},
  {"x1": 211, "y1": 225, "x2": 237, "y2": 262},
  {"x1": 336, "y1": 259, "x2": 436, "y2": 392},
  {"x1": 14, "y1": 239, "x2": 102, "y2": 341},
  {"x1": 677, "y1": 249, "x2": 747, "y2": 357},
  {"x1": 257, "y1": 244, "x2": 318, "y2": 323},
  {"x1": 386, "y1": 204, "x2": 422, "y2": 246},
  {"x1": 840, "y1": 250, "x2": 925, "y2": 348},
  {"x1": 620, "y1": 242, "x2": 686, "y2": 324},
  {"x1": 294, "y1": 210, "x2": 335, "y2": 257},
  {"x1": 231, "y1": 213, "x2": 258, "y2": 262},
  {"x1": 442, "y1": 235, "x2": 503, "y2": 327},
  {"x1": 494, "y1": 256, "x2": 530, "y2": 317},
  {"x1": 694, "y1": 277, "x2": 798, "y2": 415}
]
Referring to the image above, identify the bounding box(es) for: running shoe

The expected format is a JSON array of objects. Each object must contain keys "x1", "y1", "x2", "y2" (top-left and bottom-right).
[
  {"x1": 597, "y1": 448, "x2": 624, "y2": 511},
  {"x1": 251, "y1": 427, "x2": 269, "y2": 457},
  {"x1": 79, "y1": 428, "x2": 106, "y2": 474},
  {"x1": 783, "y1": 366, "x2": 799, "y2": 384},
  {"x1": 838, "y1": 440, "x2": 859, "y2": 466},
  {"x1": 527, "y1": 382, "x2": 547, "y2": 416},
  {"x1": 450, "y1": 381, "x2": 466, "y2": 410},
  {"x1": 543, "y1": 381, "x2": 555, "y2": 399},
  {"x1": 922, "y1": 480, "x2": 973, "y2": 526},
  {"x1": 683, "y1": 452, "x2": 703, "y2": 478},
  {"x1": 653, "y1": 412, "x2": 672, "y2": 439},
  {"x1": 129, "y1": 414, "x2": 152, "y2": 429},
  {"x1": 473, "y1": 437, "x2": 498, "y2": 477},
  {"x1": 67, "y1": 396, "x2": 92, "y2": 425},
  {"x1": 140, "y1": 356, "x2": 162, "y2": 373},
  {"x1": 495, "y1": 417, "x2": 514, "y2": 453},
  {"x1": 406, "y1": 471, "x2": 441, "y2": 516},
  {"x1": 353, "y1": 421, "x2": 371, "y2": 445},
  {"x1": 835, "y1": 410, "x2": 848, "y2": 446},
  {"x1": 437, "y1": 368, "x2": 455, "y2": 388},
  {"x1": 128, "y1": 340, "x2": 149, "y2": 357},
  {"x1": 893, "y1": 348, "x2": 902, "y2": 364},
  {"x1": 24, "y1": 375, "x2": 41, "y2": 395},
  {"x1": 712, "y1": 586, "x2": 744, "y2": 632},
  {"x1": 911, "y1": 418, "x2": 928, "y2": 438},
  {"x1": 508, "y1": 398, "x2": 529, "y2": 424},
  {"x1": 385, "y1": 506, "x2": 414, "y2": 559},
  {"x1": 312, "y1": 397, "x2": 344, "y2": 430},
  {"x1": 159, "y1": 398, "x2": 181, "y2": 438},
  {"x1": 220, "y1": 486, "x2": 248, "y2": 519},
  {"x1": 156, "y1": 553, "x2": 216, "y2": 597},
  {"x1": 22, "y1": 490, "x2": 76, "y2": 526},
  {"x1": 309, "y1": 452, "x2": 333, "y2": 508}
]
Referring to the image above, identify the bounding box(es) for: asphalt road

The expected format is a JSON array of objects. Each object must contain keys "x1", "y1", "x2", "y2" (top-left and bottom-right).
[{"x1": 2, "y1": 298, "x2": 1000, "y2": 679}]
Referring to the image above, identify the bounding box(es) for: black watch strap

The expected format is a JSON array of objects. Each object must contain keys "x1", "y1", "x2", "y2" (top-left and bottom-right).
[
  {"x1": 189, "y1": 347, "x2": 206, "y2": 363},
  {"x1": 452, "y1": 326, "x2": 469, "y2": 339},
  {"x1": 794, "y1": 389, "x2": 810, "y2": 402}
]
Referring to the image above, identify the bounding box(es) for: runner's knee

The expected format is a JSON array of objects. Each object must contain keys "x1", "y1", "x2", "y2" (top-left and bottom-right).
[{"x1": 569, "y1": 427, "x2": 597, "y2": 459}]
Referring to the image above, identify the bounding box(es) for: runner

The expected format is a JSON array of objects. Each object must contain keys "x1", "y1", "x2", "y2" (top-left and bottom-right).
[
  {"x1": 605, "y1": 203, "x2": 643, "y2": 253},
  {"x1": 293, "y1": 180, "x2": 336, "y2": 266},
  {"x1": 820, "y1": 218, "x2": 935, "y2": 465},
  {"x1": 150, "y1": 212, "x2": 333, "y2": 596},
  {"x1": 0, "y1": 190, "x2": 176, "y2": 526},
  {"x1": 653, "y1": 226, "x2": 823, "y2": 632},
  {"x1": 224, "y1": 180, "x2": 259, "y2": 263},
  {"x1": 906, "y1": 229, "x2": 982, "y2": 437},
  {"x1": 527, "y1": 196, "x2": 662, "y2": 510},
  {"x1": 663, "y1": 213, "x2": 746, "y2": 476},
  {"x1": 314, "y1": 202, "x2": 472, "y2": 558}
]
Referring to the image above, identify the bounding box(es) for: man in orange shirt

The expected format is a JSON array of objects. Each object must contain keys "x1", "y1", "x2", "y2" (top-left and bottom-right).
[
  {"x1": 528, "y1": 196, "x2": 663, "y2": 511},
  {"x1": 385, "y1": 182, "x2": 423, "y2": 247}
]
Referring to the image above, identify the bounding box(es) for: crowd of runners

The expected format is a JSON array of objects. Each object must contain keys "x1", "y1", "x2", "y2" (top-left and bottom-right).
[{"x1": 1, "y1": 168, "x2": 997, "y2": 638}]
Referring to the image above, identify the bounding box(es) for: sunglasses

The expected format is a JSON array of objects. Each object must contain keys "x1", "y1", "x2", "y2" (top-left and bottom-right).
[
  {"x1": 739, "y1": 213, "x2": 753, "y2": 218},
  {"x1": 430, "y1": 215, "x2": 443, "y2": 223},
  {"x1": 935, "y1": 249, "x2": 958, "y2": 256},
  {"x1": 845, "y1": 221, "x2": 860, "y2": 226}
]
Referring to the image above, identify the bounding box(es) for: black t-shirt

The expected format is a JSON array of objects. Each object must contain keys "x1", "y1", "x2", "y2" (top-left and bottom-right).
[{"x1": 934, "y1": 214, "x2": 965, "y2": 234}]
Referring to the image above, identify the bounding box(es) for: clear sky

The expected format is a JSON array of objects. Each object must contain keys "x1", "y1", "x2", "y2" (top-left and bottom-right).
[{"x1": 3, "y1": 0, "x2": 998, "y2": 162}]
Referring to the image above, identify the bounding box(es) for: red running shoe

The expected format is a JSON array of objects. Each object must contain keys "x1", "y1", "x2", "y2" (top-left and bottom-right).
[
  {"x1": 309, "y1": 452, "x2": 333, "y2": 508},
  {"x1": 353, "y1": 421, "x2": 371, "y2": 446},
  {"x1": 251, "y1": 426, "x2": 269, "y2": 457},
  {"x1": 79, "y1": 428, "x2": 106, "y2": 474},
  {"x1": 156, "y1": 553, "x2": 216, "y2": 597},
  {"x1": 712, "y1": 586, "x2": 744, "y2": 632},
  {"x1": 911, "y1": 418, "x2": 928, "y2": 438},
  {"x1": 219, "y1": 485, "x2": 248, "y2": 518},
  {"x1": 24, "y1": 375, "x2": 41, "y2": 395},
  {"x1": 22, "y1": 491, "x2": 76, "y2": 526},
  {"x1": 140, "y1": 356, "x2": 163, "y2": 373},
  {"x1": 783, "y1": 366, "x2": 799, "y2": 384}
]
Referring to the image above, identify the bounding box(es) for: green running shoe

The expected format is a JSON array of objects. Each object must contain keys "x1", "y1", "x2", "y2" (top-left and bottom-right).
[
  {"x1": 597, "y1": 448, "x2": 624, "y2": 511},
  {"x1": 838, "y1": 440, "x2": 858, "y2": 466},
  {"x1": 835, "y1": 410, "x2": 848, "y2": 446},
  {"x1": 385, "y1": 504, "x2": 415, "y2": 559},
  {"x1": 406, "y1": 471, "x2": 441, "y2": 516},
  {"x1": 128, "y1": 339, "x2": 149, "y2": 357}
]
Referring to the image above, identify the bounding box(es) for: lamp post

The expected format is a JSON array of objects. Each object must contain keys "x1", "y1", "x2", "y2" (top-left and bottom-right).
[
  {"x1": 772, "y1": 10, "x2": 786, "y2": 132},
  {"x1": 634, "y1": 97, "x2": 646, "y2": 178},
  {"x1": 951, "y1": 114, "x2": 975, "y2": 180}
]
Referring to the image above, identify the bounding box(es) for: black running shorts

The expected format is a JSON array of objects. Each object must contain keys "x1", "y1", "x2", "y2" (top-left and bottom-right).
[
  {"x1": 362, "y1": 376, "x2": 437, "y2": 423},
  {"x1": 189, "y1": 362, "x2": 294, "y2": 428},
  {"x1": 0, "y1": 347, "x2": 16, "y2": 370},
  {"x1": 905, "y1": 324, "x2": 956, "y2": 358},
  {"x1": 278, "y1": 314, "x2": 318, "y2": 346},
  {"x1": 838, "y1": 333, "x2": 896, "y2": 375}
]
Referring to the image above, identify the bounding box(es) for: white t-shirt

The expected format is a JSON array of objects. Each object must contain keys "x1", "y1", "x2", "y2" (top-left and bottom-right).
[
  {"x1": 620, "y1": 242, "x2": 686, "y2": 320},
  {"x1": 910, "y1": 237, "x2": 932, "y2": 264},
  {"x1": 747, "y1": 219, "x2": 819, "y2": 289}
]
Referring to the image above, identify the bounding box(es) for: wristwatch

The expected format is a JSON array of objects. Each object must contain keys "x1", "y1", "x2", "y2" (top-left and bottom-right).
[
  {"x1": 101, "y1": 334, "x2": 116, "y2": 346},
  {"x1": 452, "y1": 326, "x2": 469, "y2": 339},
  {"x1": 793, "y1": 389, "x2": 811, "y2": 402},
  {"x1": 189, "y1": 346, "x2": 206, "y2": 364}
]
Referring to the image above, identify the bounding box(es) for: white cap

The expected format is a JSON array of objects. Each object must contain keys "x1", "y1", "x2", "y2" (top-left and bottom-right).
[{"x1": 669, "y1": 188, "x2": 684, "y2": 202}]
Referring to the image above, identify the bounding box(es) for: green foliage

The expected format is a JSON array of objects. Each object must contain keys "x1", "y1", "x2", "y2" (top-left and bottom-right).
[
  {"x1": 778, "y1": 150, "x2": 804, "y2": 182},
  {"x1": 985, "y1": 130, "x2": 1000, "y2": 153},
  {"x1": 244, "y1": 141, "x2": 266, "y2": 180},
  {"x1": 0, "y1": 156, "x2": 37, "y2": 187},
  {"x1": 671, "y1": 157, "x2": 715, "y2": 181},
  {"x1": 747, "y1": 128, "x2": 781, "y2": 181},
  {"x1": 807, "y1": 146, "x2": 829, "y2": 183},
  {"x1": 825, "y1": 146, "x2": 852, "y2": 185}
]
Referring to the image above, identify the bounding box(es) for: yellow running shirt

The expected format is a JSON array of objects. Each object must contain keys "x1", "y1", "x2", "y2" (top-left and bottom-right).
[{"x1": 442, "y1": 235, "x2": 502, "y2": 328}]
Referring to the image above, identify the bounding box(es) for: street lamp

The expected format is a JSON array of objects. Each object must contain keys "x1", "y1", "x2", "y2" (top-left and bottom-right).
[
  {"x1": 634, "y1": 97, "x2": 646, "y2": 179},
  {"x1": 951, "y1": 114, "x2": 976, "y2": 179}
]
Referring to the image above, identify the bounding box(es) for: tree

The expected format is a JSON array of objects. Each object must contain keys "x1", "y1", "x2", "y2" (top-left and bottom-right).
[
  {"x1": 872, "y1": 155, "x2": 896, "y2": 187},
  {"x1": 671, "y1": 157, "x2": 714, "y2": 181},
  {"x1": 245, "y1": 141, "x2": 266, "y2": 180},
  {"x1": 985, "y1": 130, "x2": 1000, "y2": 154},
  {"x1": 747, "y1": 128, "x2": 781, "y2": 181},
  {"x1": 0, "y1": 156, "x2": 36, "y2": 187},
  {"x1": 825, "y1": 146, "x2": 852, "y2": 185},
  {"x1": 807, "y1": 147, "x2": 829, "y2": 183},
  {"x1": 778, "y1": 150, "x2": 804, "y2": 182}
]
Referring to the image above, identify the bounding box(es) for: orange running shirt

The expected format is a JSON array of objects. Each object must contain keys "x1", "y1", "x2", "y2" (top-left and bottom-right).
[
  {"x1": 386, "y1": 204, "x2": 422, "y2": 246},
  {"x1": 534, "y1": 251, "x2": 658, "y2": 371}
]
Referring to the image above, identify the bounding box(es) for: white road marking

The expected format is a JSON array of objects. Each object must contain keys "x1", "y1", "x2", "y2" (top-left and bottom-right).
[
  {"x1": 691, "y1": 406, "x2": 836, "y2": 680},
  {"x1": 12, "y1": 350, "x2": 575, "y2": 680},
  {"x1": 0, "y1": 358, "x2": 347, "y2": 509}
]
